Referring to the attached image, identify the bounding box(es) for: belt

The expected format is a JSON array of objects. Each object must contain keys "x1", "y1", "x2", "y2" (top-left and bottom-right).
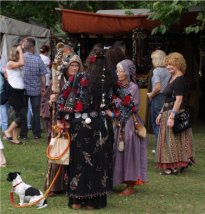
[
  {"x1": 74, "y1": 111, "x2": 105, "y2": 119},
  {"x1": 164, "y1": 102, "x2": 174, "y2": 107}
]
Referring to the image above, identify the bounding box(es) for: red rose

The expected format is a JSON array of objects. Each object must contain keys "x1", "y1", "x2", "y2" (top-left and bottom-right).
[
  {"x1": 123, "y1": 95, "x2": 131, "y2": 106},
  {"x1": 114, "y1": 109, "x2": 120, "y2": 118},
  {"x1": 63, "y1": 87, "x2": 71, "y2": 98},
  {"x1": 80, "y1": 78, "x2": 89, "y2": 87},
  {"x1": 75, "y1": 100, "x2": 83, "y2": 112},
  {"x1": 116, "y1": 80, "x2": 122, "y2": 87},
  {"x1": 89, "y1": 55, "x2": 96, "y2": 63}
]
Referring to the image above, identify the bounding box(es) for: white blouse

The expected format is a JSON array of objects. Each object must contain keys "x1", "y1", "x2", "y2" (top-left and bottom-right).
[{"x1": 6, "y1": 66, "x2": 24, "y2": 89}]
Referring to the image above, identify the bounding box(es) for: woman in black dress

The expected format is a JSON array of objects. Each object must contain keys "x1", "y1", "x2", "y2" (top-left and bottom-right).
[{"x1": 57, "y1": 49, "x2": 114, "y2": 209}]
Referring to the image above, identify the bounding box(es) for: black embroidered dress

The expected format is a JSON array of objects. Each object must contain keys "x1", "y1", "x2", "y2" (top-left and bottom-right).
[{"x1": 57, "y1": 72, "x2": 113, "y2": 208}]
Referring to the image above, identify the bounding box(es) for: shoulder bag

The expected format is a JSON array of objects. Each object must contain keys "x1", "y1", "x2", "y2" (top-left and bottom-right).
[
  {"x1": 173, "y1": 110, "x2": 191, "y2": 134},
  {"x1": 47, "y1": 132, "x2": 70, "y2": 165}
]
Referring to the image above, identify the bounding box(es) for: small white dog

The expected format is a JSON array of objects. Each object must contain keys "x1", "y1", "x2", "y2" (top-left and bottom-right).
[{"x1": 7, "y1": 172, "x2": 48, "y2": 209}]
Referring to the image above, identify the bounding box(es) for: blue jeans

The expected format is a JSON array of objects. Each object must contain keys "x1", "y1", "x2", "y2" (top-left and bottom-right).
[
  {"x1": 150, "y1": 94, "x2": 165, "y2": 144},
  {"x1": 0, "y1": 103, "x2": 10, "y2": 132}
]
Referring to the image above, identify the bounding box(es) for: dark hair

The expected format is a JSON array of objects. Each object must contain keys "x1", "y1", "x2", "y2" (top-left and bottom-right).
[
  {"x1": 23, "y1": 38, "x2": 35, "y2": 50},
  {"x1": 113, "y1": 40, "x2": 126, "y2": 49},
  {"x1": 40, "y1": 45, "x2": 50, "y2": 53},
  {"x1": 105, "y1": 46, "x2": 126, "y2": 84},
  {"x1": 87, "y1": 53, "x2": 113, "y2": 108}
]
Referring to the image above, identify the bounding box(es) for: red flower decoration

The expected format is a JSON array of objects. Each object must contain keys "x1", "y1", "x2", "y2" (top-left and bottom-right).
[
  {"x1": 114, "y1": 109, "x2": 120, "y2": 118},
  {"x1": 89, "y1": 55, "x2": 96, "y2": 63},
  {"x1": 75, "y1": 100, "x2": 83, "y2": 112},
  {"x1": 116, "y1": 80, "x2": 122, "y2": 87},
  {"x1": 123, "y1": 95, "x2": 131, "y2": 106},
  {"x1": 80, "y1": 78, "x2": 89, "y2": 87},
  {"x1": 63, "y1": 87, "x2": 71, "y2": 98}
]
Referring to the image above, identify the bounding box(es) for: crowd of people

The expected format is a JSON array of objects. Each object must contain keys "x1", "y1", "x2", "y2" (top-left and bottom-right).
[{"x1": 0, "y1": 38, "x2": 195, "y2": 209}]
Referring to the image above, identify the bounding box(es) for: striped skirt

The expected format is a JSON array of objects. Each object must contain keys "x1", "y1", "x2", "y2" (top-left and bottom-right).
[{"x1": 155, "y1": 110, "x2": 195, "y2": 169}]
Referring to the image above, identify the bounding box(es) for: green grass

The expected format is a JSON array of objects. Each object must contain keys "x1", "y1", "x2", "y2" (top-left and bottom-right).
[{"x1": 1, "y1": 122, "x2": 205, "y2": 214}]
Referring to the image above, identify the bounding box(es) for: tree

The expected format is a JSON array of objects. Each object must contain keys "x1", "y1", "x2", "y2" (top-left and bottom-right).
[{"x1": 140, "y1": 0, "x2": 205, "y2": 35}]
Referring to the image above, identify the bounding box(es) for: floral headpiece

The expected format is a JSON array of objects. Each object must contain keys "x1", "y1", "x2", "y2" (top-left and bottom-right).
[{"x1": 89, "y1": 54, "x2": 96, "y2": 63}]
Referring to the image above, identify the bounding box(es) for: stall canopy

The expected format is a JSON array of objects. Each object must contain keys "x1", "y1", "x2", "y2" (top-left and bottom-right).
[
  {"x1": 61, "y1": 9, "x2": 198, "y2": 36},
  {"x1": 61, "y1": 9, "x2": 160, "y2": 35},
  {"x1": 0, "y1": 15, "x2": 50, "y2": 64}
]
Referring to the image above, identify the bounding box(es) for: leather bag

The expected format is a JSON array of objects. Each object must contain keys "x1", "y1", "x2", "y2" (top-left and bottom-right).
[
  {"x1": 132, "y1": 114, "x2": 147, "y2": 139},
  {"x1": 173, "y1": 110, "x2": 191, "y2": 134},
  {"x1": 47, "y1": 132, "x2": 70, "y2": 165}
]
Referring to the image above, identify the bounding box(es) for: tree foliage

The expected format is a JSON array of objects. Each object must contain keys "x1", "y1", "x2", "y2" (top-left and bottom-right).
[
  {"x1": 140, "y1": 0, "x2": 205, "y2": 34},
  {"x1": 5, "y1": 1, "x2": 204, "y2": 36}
]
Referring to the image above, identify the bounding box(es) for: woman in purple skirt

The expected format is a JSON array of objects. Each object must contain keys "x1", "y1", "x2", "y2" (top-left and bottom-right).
[{"x1": 107, "y1": 59, "x2": 148, "y2": 196}]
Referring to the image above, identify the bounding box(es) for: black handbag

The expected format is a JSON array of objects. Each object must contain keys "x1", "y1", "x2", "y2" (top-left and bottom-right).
[{"x1": 173, "y1": 110, "x2": 191, "y2": 134}]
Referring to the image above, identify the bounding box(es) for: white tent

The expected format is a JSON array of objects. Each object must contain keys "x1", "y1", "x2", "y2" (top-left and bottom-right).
[{"x1": 0, "y1": 15, "x2": 51, "y2": 66}]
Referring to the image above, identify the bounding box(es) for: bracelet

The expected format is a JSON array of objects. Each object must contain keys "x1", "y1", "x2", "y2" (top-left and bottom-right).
[
  {"x1": 169, "y1": 117, "x2": 174, "y2": 120},
  {"x1": 111, "y1": 112, "x2": 115, "y2": 118},
  {"x1": 170, "y1": 110, "x2": 177, "y2": 116}
]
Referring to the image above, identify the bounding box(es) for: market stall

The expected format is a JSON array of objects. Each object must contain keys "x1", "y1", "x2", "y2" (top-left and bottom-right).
[{"x1": 59, "y1": 9, "x2": 202, "y2": 123}]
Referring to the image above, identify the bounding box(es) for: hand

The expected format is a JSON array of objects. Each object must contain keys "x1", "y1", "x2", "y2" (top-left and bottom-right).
[
  {"x1": 147, "y1": 92, "x2": 152, "y2": 100},
  {"x1": 16, "y1": 45, "x2": 22, "y2": 52},
  {"x1": 156, "y1": 114, "x2": 162, "y2": 125},
  {"x1": 50, "y1": 94, "x2": 57, "y2": 102},
  {"x1": 167, "y1": 118, "x2": 174, "y2": 128},
  {"x1": 41, "y1": 88, "x2": 46, "y2": 96},
  {"x1": 105, "y1": 109, "x2": 113, "y2": 118}
]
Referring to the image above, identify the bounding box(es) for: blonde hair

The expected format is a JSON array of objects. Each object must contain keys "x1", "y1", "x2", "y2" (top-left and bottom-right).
[
  {"x1": 8, "y1": 46, "x2": 19, "y2": 61},
  {"x1": 165, "y1": 52, "x2": 187, "y2": 74},
  {"x1": 151, "y1": 50, "x2": 166, "y2": 67}
]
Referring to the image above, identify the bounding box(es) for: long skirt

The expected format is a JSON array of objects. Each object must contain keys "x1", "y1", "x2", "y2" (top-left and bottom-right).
[
  {"x1": 155, "y1": 111, "x2": 195, "y2": 169},
  {"x1": 68, "y1": 115, "x2": 113, "y2": 208}
]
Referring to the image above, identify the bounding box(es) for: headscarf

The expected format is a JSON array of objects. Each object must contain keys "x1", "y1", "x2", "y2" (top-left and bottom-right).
[
  {"x1": 119, "y1": 59, "x2": 136, "y2": 83},
  {"x1": 67, "y1": 54, "x2": 84, "y2": 71}
]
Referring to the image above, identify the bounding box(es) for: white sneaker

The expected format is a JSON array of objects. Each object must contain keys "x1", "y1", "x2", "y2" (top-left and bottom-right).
[{"x1": 152, "y1": 149, "x2": 156, "y2": 154}]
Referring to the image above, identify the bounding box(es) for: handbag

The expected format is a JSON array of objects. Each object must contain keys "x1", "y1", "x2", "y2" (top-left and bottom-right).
[
  {"x1": 47, "y1": 132, "x2": 70, "y2": 165},
  {"x1": 132, "y1": 114, "x2": 147, "y2": 139},
  {"x1": 173, "y1": 110, "x2": 191, "y2": 133},
  {"x1": 0, "y1": 73, "x2": 13, "y2": 105}
]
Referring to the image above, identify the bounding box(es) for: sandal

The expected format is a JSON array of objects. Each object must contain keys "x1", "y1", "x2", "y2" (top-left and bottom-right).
[
  {"x1": 160, "y1": 169, "x2": 178, "y2": 175},
  {"x1": 118, "y1": 187, "x2": 135, "y2": 196},
  {"x1": 71, "y1": 204, "x2": 81, "y2": 209},
  {"x1": 3, "y1": 132, "x2": 13, "y2": 141}
]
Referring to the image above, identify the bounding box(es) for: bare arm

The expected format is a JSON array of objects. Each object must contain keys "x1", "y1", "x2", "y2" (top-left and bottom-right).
[
  {"x1": 40, "y1": 75, "x2": 46, "y2": 96},
  {"x1": 167, "y1": 95, "x2": 183, "y2": 128},
  {"x1": 7, "y1": 46, "x2": 24, "y2": 69},
  {"x1": 147, "y1": 82, "x2": 161, "y2": 99}
]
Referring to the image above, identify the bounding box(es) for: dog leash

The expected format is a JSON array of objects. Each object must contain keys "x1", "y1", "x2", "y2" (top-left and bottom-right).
[{"x1": 10, "y1": 165, "x2": 62, "y2": 208}]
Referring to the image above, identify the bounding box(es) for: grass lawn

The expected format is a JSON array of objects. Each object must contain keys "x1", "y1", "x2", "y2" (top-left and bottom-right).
[{"x1": 0, "y1": 122, "x2": 205, "y2": 214}]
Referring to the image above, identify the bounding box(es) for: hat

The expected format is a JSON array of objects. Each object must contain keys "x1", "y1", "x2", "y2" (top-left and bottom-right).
[
  {"x1": 119, "y1": 59, "x2": 136, "y2": 83},
  {"x1": 67, "y1": 54, "x2": 83, "y2": 71}
]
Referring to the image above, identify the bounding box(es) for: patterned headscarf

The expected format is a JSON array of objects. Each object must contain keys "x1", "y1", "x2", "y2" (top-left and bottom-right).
[{"x1": 119, "y1": 59, "x2": 136, "y2": 83}]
